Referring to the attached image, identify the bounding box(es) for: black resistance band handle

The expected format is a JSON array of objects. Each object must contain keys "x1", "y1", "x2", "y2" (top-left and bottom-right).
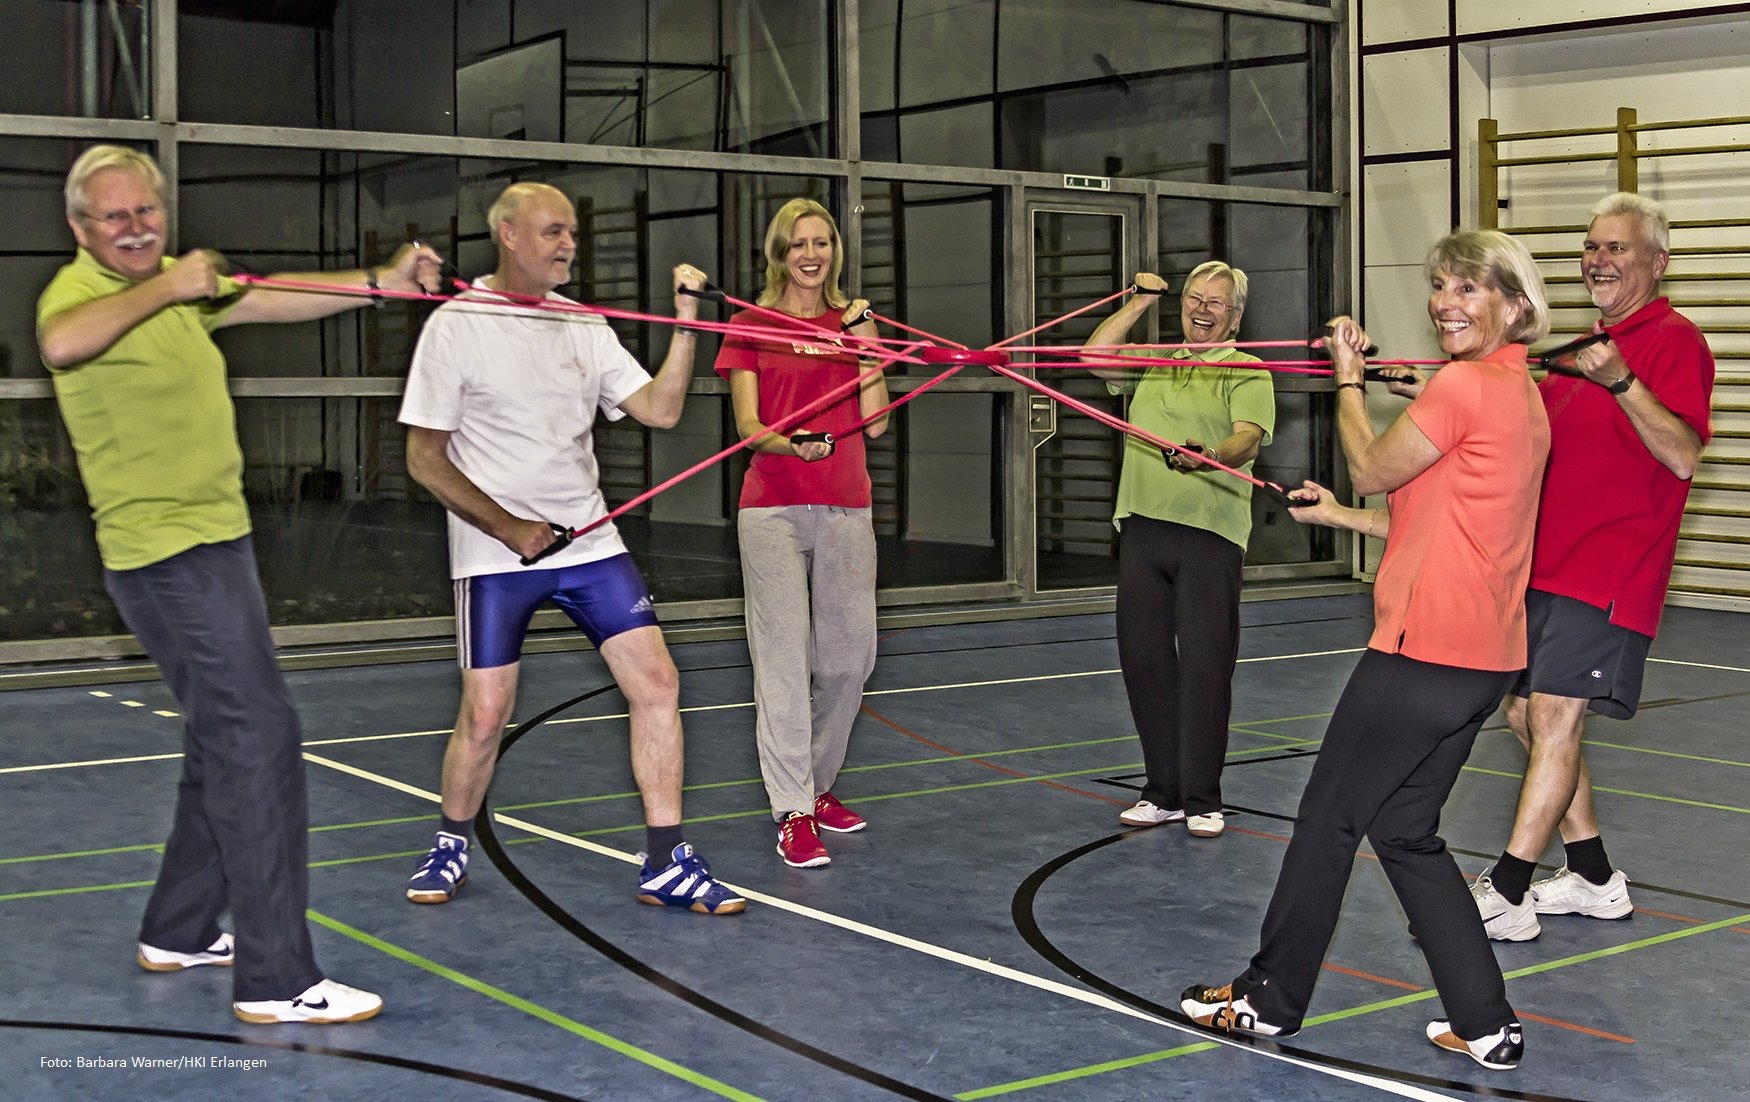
[
  {"x1": 790, "y1": 431, "x2": 836, "y2": 456},
  {"x1": 677, "y1": 283, "x2": 729, "y2": 305},
  {"x1": 519, "y1": 522, "x2": 575, "y2": 567},
  {"x1": 1536, "y1": 330, "x2": 1611, "y2": 367},
  {"x1": 1317, "y1": 327, "x2": 1379, "y2": 357}
]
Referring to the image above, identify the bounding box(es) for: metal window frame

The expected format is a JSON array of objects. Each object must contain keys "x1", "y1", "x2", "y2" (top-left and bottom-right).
[{"x1": 0, "y1": 0, "x2": 1355, "y2": 665}]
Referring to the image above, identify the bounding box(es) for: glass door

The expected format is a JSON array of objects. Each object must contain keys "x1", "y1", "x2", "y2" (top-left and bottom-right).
[{"x1": 1025, "y1": 194, "x2": 1145, "y2": 592}]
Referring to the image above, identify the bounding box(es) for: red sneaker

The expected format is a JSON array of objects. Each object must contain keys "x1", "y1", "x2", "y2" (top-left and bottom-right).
[
  {"x1": 777, "y1": 812, "x2": 830, "y2": 868},
  {"x1": 814, "y1": 791, "x2": 867, "y2": 833}
]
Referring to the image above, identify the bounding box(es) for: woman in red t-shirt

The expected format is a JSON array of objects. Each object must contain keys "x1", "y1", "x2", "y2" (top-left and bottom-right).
[{"x1": 713, "y1": 198, "x2": 890, "y2": 869}]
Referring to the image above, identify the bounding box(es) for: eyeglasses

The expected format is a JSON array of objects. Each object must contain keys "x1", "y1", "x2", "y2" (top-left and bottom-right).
[
  {"x1": 80, "y1": 204, "x2": 161, "y2": 228},
  {"x1": 1182, "y1": 292, "x2": 1231, "y2": 313}
]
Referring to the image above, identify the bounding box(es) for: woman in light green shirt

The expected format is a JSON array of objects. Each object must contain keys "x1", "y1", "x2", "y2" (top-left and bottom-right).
[{"x1": 1082, "y1": 262, "x2": 1276, "y2": 839}]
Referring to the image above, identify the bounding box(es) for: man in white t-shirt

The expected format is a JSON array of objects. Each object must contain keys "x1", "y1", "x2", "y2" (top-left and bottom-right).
[{"x1": 397, "y1": 181, "x2": 742, "y2": 915}]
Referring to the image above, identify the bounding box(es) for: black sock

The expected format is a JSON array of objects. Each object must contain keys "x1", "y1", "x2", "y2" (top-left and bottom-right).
[
  {"x1": 647, "y1": 824, "x2": 685, "y2": 862},
  {"x1": 441, "y1": 816, "x2": 474, "y2": 844},
  {"x1": 1563, "y1": 836, "x2": 1613, "y2": 885},
  {"x1": 1490, "y1": 852, "x2": 1537, "y2": 904}
]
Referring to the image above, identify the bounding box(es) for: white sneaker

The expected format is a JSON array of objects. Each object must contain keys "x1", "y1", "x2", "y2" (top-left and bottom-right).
[
  {"x1": 234, "y1": 979, "x2": 383, "y2": 1024},
  {"x1": 1471, "y1": 873, "x2": 1540, "y2": 941},
  {"x1": 1530, "y1": 867, "x2": 1633, "y2": 920},
  {"x1": 137, "y1": 933, "x2": 234, "y2": 972},
  {"x1": 1187, "y1": 812, "x2": 1226, "y2": 838},
  {"x1": 1426, "y1": 1018, "x2": 1523, "y2": 1070},
  {"x1": 1118, "y1": 800, "x2": 1185, "y2": 827}
]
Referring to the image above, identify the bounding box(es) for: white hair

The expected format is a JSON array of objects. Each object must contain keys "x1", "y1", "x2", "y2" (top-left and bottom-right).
[{"x1": 1591, "y1": 192, "x2": 1669, "y2": 254}]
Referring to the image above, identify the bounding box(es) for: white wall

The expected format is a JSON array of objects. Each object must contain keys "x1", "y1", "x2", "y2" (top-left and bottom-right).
[{"x1": 1356, "y1": 1, "x2": 1750, "y2": 602}]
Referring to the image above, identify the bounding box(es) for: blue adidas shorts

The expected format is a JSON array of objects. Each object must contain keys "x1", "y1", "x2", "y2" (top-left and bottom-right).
[{"x1": 454, "y1": 553, "x2": 659, "y2": 670}]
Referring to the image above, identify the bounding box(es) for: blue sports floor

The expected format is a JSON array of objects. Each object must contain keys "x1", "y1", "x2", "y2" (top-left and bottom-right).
[{"x1": 3, "y1": 595, "x2": 1746, "y2": 1100}]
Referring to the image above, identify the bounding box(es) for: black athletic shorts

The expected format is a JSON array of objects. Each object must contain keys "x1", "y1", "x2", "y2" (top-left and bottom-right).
[{"x1": 1509, "y1": 589, "x2": 1652, "y2": 719}]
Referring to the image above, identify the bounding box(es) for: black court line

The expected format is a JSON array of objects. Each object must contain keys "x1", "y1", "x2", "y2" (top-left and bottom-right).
[
  {"x1": 0, "y1": 1019, "x2": 586, "y2": 1100},
  {"x1": 1010, "y1": 835, "x2": 1597, "y2": 1102},
  {"x1": 475, "y1": 676, "x2": 955, "y2": 1102}
]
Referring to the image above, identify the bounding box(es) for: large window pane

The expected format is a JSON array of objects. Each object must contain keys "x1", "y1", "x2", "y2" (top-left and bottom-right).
[
  {"x1": 1158, "y1": 197, "x2": 1337, "y2": 566},
  {"x1": 861, "y1": 1, "x2": 1329, "y2": 188},
  {"x1": 0, "y1": 400, "x2": 112, "y2": 642},
  {"x1": 0, "y1": 1, "x2": 151, "y2": 120},
  {"x1": 1, "y1": 136, "x2": 112, "y2": 383},
  {"x1": 178, "y1": 0, "x2": 833, "y2": 155},
  {"x1": 859, "y1": 181, "x2": 1003, "y2": 369}
]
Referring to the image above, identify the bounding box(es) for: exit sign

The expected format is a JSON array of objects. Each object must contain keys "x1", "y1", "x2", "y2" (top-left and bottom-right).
[{"x1": 1063, "y1": 174, "x2": 1110, "y2": 191}]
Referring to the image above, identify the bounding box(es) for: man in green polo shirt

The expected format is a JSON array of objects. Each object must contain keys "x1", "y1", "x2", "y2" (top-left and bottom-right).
[
  {"x1": 1083, "y1": 263, "x2": 1276, "y2": 840},
  {"x1": 37, "y1": 144, "x2": 439, "y2": 1024}
]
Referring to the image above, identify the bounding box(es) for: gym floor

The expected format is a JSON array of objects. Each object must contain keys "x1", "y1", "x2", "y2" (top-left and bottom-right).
[{"x1": 4, "y1": 594, "x2": 1746, "y2": 1101}]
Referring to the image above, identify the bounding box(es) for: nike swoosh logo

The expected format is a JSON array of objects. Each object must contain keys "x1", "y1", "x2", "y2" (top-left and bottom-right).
[{"x1": 295, "y1": 998, "x2": 329, "y2": 1011}]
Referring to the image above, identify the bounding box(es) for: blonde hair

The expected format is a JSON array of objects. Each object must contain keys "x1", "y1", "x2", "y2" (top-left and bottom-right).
[
  {"x1": 1423, "y1": 229, "x2": 1550, "y2": 345},
  {"x1": 65, "y1": 144, "x2": 165, "y2": 218},
  {"x1": 757, "y1": 198, "x2": 847, "y2": 310},
  {"x1": 1184, "y1": 259, "x2": 1249, "y2": 315}
]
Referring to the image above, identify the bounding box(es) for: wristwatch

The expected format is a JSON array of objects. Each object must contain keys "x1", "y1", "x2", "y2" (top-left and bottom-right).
[{"x1": 1605, "y1": 371, "x2": 1636, "y2": 396}]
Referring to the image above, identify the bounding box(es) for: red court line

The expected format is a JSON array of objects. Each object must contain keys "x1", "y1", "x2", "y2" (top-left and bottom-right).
[
  {"x1": 1319, "y1": 965, "x2": 1636, "y2": 1043},
  {"x1": 1517, "y1": 1012, "x2": 1636, "y2": 1045},
  {"x1": 1320, "y1": 962, "x2": 1420, "y2": 991},
  {"x1": 857, "y1": 703, "x2": 1129, "y2": 806},
  {"x1": 864, "y1": 694, "x2": 1641, "y2": 1044}
]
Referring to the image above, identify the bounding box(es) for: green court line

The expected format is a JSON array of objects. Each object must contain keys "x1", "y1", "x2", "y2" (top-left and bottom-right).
[
  {"x1": 1463, "y1": 765, "x2": 1750, "y2": 815},
  {"x1": 1228, "y1": 724, "x2": 1322, "y2": 743},
  {"x1": 950, "y1": 910, "x2": 1750, "y2": 1098},
  {"x1": 0, "y1": 878, "x2": 156, "y2": 902},
  {"x1": 494, "y1": 735, "x2": 1143, "y2": 813},
  {"x1": 959, "y1": 1042, "x2": 1218, "y2": 1098},
  {"x1": 306, "y1": 910, "x2": 762, "y2": 1102},
  {"x1": 0, "y1": 842, "x2": 162, "y2": 865},
  {"x1": 1301, "y1": 909, "x2": 1750, "y2": 1026},
  {"x1": 1, "y1": 737, "x2": 1312, "y2": 872},
  {"x1": 1580, "y1": 738, "x2": 1750, "y2": 771},
  {"x1": 0, "y1": 736, "x2": 1130, "y2": 866},
  {"x1": 954, "y1": 1040, "x2": 1218, "y2": 1099},
  {"x1": 1233, "y1": 711, "x2": 1335, "y2": 726},
  {"x1": 309, "y1": 812, "x2": 432, "y2": 833}
]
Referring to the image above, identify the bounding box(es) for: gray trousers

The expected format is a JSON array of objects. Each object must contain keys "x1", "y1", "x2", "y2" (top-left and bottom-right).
[
  {"x1": 104, "y1": 537, "x2": 323, "y2": 1002},
  {"x1": 738, "y1": 505, "x2": 878, "y2": 821}
]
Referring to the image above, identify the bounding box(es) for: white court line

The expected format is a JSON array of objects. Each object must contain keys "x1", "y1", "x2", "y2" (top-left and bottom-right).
[
  {"x1": 304, "y1": 750, "x2": 1449, "y2": 1100},
  {"x1": 1649, "y1": 656, "x2": 1750, "y2": 675},
  {"x1": 0, "y1": 751, "x2": 181, "y2": 775},
  {"x1": 0, "y1": 648, "x2": 1363, "y2": 777}
]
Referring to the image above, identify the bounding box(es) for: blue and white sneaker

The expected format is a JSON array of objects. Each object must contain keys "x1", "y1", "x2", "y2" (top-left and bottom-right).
[
  {"x1": 636, "y1": 843, "x2": 746, "y2": 915},
  {"x1": 406, "y1": 831, "x2": 469, "y2": 904},
  {"x1": 137, "y1": 932, "x2": 234, "y2": 972}
]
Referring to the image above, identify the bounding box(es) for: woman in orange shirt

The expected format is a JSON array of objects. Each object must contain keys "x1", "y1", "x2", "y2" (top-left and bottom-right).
[{"x1": 1180, "y1": 230, "x2": 1551, "y2": 1073}]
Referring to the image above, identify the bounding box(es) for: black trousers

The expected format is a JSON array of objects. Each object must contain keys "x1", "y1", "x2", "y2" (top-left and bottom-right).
[
  {"x1": 105, "y1": 537, "x2": 323, "y2": 1002},
  {"x1": 1234, "y1": 649, "x2": 1517, "y2": 1039},
  {"x1": 1115, "y1": 516, "x2": 1243, "y2": 816}
]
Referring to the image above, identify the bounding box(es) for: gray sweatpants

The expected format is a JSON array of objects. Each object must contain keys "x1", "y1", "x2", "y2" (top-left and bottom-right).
[{"x1": 737, "y1": 505, "x2": 878, "y2": 821}]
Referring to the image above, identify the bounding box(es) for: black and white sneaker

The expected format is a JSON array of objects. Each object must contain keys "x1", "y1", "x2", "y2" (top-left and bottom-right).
[
  {"x1": 1426, "y1": 1019, "x2": 1523, "y2": 1070},
  {"x1": 1180, "y1": 983, "x2": 1297, "y2": 1038},
  {"x1": 234, "y1": 979, "x2": 383, "y2": 1024}
]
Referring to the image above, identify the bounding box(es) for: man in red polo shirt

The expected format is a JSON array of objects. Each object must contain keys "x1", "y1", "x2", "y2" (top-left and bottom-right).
[{"x1": 1472, "y1": 192, "x2": 1715, "y2": 941}]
